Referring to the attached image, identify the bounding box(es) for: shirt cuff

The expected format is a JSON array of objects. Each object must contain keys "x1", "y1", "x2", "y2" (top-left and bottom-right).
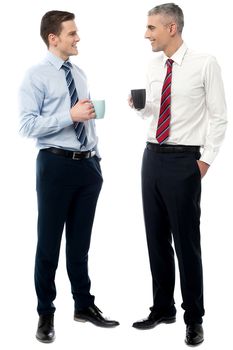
[{"x1": 200, "y1": 148, "x2": 218, "y2": 165}]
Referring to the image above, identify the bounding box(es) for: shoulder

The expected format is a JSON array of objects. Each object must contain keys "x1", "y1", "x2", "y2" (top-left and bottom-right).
[
  {"x1": 21, "y1": 61, "x2": 55, "y2": 93},
  {"x1": 185, "y1": 48, "x2": 218, "y2": 66},
  {"x1": 186, "y1": 49, "x2": 222, "y2": 83},
  {"x1": 24, "y1": 60, "x2": 53, "y2": 81}
]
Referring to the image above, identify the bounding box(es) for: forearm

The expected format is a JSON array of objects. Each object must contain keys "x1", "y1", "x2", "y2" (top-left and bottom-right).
[
  {"x1": 19, "y1": 111, "x2": 72, "y2": 138},
  {"x1": 135, "y1": 101, "x2": 158, "y2": 119},
  {"x1": 200, "y1": 113, "x2": 227, "y2": 165}
]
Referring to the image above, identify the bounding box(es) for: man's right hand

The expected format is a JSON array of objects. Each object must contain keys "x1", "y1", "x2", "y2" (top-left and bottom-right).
[
  {"x1": 70, "y1": 99, "x2": 95, "y2": 122},
  {"x1": 128, "y1": 95, "x2": 134, "y2": 109}
]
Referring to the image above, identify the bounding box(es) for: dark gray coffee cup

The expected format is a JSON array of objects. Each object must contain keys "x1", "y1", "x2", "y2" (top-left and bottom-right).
[{"x1": 131, "y1": 89, "x2": 146, "y2": 110}]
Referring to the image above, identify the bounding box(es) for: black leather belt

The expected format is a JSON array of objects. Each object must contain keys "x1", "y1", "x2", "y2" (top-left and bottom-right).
[
  {"x1": 147, "y1": 143, "x2": 200, "y2": 153},
  {"x1": 42, "y1": 147, "x2": 96, "y2": 160}
]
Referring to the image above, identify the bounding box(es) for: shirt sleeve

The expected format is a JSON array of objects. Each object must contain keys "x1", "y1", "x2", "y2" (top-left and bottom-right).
[
  {"x1": 18, "y1": 69, "x2": 73, "y2": 138},
  {"x1": 200, "y1": 56, "x2": 227, "y2": 165}
]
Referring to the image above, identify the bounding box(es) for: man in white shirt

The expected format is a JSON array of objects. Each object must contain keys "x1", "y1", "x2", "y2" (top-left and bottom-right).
[{"x1": 129, "y1": 3, "x2": 227, "y2": 346}]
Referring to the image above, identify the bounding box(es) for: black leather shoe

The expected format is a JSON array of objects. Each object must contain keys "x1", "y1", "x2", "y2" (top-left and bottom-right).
[
  {"x1": 74, "y1": 305, "x2": 119, "y2": 328},
  {"x1": 132, "y1": 308, "x2": 176, "y2": 330},
  {"x1": 36, "y1": 314, "x2": 55, "y2": 343},
  {"x1": 185, "y1": 323, "x2": 204, "y2": 346}
]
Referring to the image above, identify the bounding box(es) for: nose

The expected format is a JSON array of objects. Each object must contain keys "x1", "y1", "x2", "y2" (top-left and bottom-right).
[
  {"x1": 75, "y1": 34, "x2": 80, "y2": 42},
  {"x1": 144, "y1": 29, "x2": 150, "y2": 39}
]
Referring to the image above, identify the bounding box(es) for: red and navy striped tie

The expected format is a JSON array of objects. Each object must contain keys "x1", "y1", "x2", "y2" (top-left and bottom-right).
[
  {"x1": 62, "y1": 62, "x2": 87, "y2": 148},
  {"x1": 156, "y1": 59, "x2": 174, "y2": 144}
]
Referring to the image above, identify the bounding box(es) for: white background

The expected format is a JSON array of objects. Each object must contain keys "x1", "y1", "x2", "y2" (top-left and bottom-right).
[{"x1": 0, "y1": 0, "x2": 232, "y2": 349}]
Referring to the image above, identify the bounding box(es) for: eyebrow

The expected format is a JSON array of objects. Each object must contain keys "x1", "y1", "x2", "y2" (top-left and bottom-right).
[{"x1": 68, "y1": 30, "x2": 77, "y2": 35}]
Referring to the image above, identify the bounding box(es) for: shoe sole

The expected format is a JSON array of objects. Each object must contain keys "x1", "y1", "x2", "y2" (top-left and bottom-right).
[
  {"x1": 74, "y1": 317, "x2": 87, "y2": 323},
  {"x1": 36, "y1": 335, "x2": 55, "y2": 343},
  {"x1": 185, "y1": 338, "x2": 204, "y2": 347},
  {"x1": 133, "y1": 316, "x2": 176, "y2": 330}
]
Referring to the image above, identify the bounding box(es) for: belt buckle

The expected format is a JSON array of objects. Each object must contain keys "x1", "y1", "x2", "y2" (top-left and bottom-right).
[
  {"x1": 72, "y1": 151, "x2": 81, "y2": 160},
  {"x1": 72, "y1": 150, "x2": 96, "y2": 160}
]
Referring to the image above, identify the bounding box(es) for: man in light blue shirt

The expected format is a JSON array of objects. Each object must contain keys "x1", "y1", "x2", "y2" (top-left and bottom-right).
[
  {"x1": 19, "y1": 50, "x2": 101, "y2": 155},
  {"x1": 19, "y1": 10, "x2": 119, "y2": 343}
]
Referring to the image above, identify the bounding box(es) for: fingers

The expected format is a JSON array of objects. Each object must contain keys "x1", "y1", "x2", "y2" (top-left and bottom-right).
[
  {"x1": 79, "y1": 98, "x2": 91, "y2": 104},
  {"x1": 128, "y1": 100, "x2": 134, "y2": 108},
  {"x1": 77, "y1": 100, "x2": 94, "y2": 111},
  {"x1": 128, "y1": 95, "x2": 134, "y2": 108},
  {"x1": 88, "y1": 102, "x2": 96, "y2": 118},
  {"x1": 86, "y1": 105, "x2": 96, "y2": 119},
  {"x1": 87, "y1": 109, "x2": 96, "y2": 118}
]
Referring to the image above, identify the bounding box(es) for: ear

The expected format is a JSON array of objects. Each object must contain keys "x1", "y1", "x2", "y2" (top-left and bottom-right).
[
  {"x1": 48, "y1": 33, "x2": 58, "y2": 47},
  {"x1": 169, "y1": 23, "x2": 177, "y2": 37}
]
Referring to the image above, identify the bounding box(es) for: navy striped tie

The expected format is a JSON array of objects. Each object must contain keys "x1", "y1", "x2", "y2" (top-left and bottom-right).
[
  {"x1": 62, "y1": 62, "x2": 87, "y2": 147},
  {"x1": 156, "y1": 59, "x2": 174, "y2": 144}
]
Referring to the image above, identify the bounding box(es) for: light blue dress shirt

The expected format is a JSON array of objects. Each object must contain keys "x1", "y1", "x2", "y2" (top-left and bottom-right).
[{"x1": 19, "y1": 51, "x2": 99, "y2": 155}]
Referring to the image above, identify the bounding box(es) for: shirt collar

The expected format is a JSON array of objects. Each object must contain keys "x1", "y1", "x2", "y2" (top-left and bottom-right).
[
  {"x1": 45, "y1": 51, "x2": 72, "y2": 70},
  {"x1": 162, "y1": 42, "x2": 188, "y2": 66}
]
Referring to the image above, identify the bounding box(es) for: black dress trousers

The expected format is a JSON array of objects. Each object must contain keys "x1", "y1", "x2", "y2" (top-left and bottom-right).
[
  {"x1": 35, "y1": 150, "x2": 103, "y2": 315},
  {"x1": 141, "y1": 146, "x2": 205, "y2": 324}
]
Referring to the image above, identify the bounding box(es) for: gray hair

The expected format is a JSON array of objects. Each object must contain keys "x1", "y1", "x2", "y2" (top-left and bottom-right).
[{"x1": 148, "y1": 3, "x2": 184, "y2": 33}]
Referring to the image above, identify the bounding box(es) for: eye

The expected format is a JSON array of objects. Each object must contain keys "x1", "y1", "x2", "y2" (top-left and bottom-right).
[{"x1": 148, "y1": 26, "x2": 156, "y2": 31}]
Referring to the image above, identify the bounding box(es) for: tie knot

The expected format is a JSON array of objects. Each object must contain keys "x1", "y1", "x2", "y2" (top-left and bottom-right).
[
  {"x1": 166, "y1": 59, "x2": 174, "y2": 67},
  {"x1": 61, "y1": 61, "x2": 72, "y2": 71}
]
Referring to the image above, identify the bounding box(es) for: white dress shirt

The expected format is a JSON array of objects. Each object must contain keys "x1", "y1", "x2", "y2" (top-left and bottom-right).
[{"x1": 138, "y1": 43, "x2": 227, "y2": 164}]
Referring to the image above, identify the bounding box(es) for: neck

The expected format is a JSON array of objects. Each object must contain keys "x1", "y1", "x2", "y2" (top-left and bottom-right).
[
  {"x1": 49, "y1": 47, "x2": 69, "y2": 61},
  {"x1": 164, "y1": 37, "x2": 183, "y2": 58}
]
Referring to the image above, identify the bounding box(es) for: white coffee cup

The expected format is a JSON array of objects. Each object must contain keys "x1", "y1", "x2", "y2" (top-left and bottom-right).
[{"x1": 92, "y1": 100, "x2": 105, "y2": 119}]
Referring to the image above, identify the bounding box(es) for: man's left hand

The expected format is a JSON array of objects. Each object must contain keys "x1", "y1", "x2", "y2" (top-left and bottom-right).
[{"x1": 197, "y1": 160, "x2": 210, "y2": 179}]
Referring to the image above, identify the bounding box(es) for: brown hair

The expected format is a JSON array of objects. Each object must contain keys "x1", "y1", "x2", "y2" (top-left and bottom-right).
[{"x1": 40, "y1": 10, "x2": 75, "y2": 47}]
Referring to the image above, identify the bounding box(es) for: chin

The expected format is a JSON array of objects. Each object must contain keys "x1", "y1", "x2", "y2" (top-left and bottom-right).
[
  {"x1": 69, "y1": 51, "x2": 78, "y2": 56},
  {"x1": 152, "y1": 47, "x2": 162, "y2": 52}
]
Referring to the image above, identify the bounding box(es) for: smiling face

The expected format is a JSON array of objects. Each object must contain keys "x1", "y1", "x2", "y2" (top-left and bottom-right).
[
  {"x1": 48, "y1": 20, "x2": 80, "y2": 60},
  {"x1": 145, "y1": 14, "x2": 178, "y2": 56}
]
